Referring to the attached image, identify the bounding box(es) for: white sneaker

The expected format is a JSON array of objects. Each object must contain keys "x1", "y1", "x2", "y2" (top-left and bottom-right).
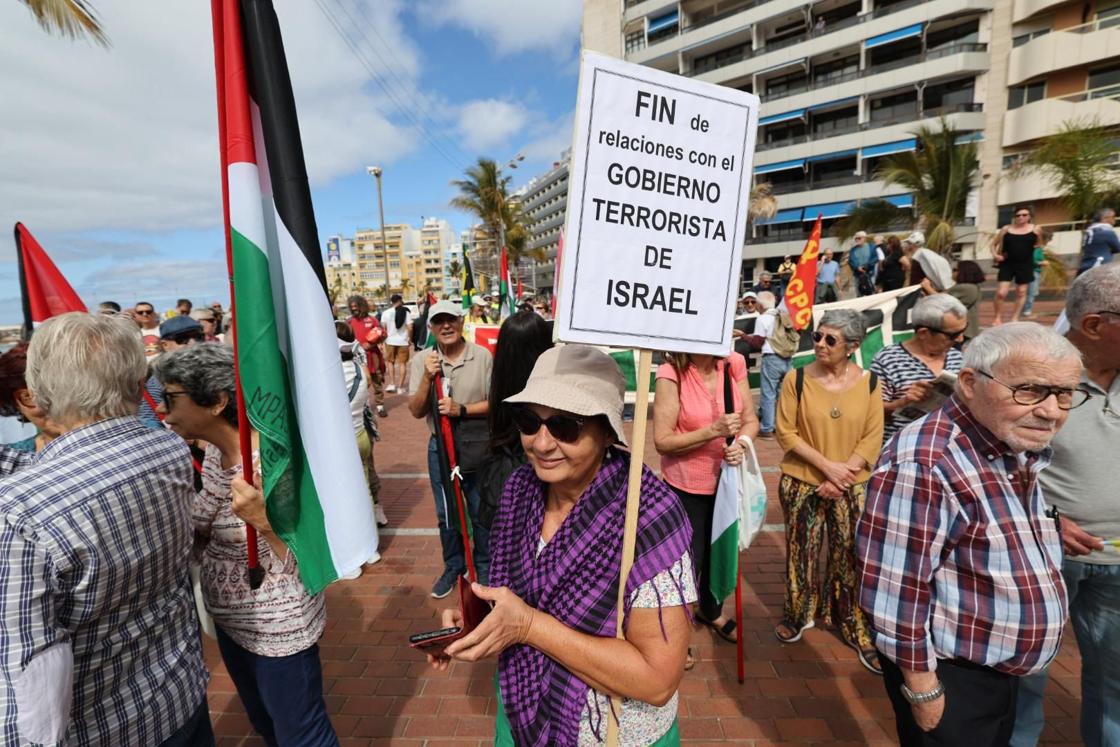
[
  {"x1": 363, "y1": 551, "x2": 382, "y2": 567},
  {"x1": 375, "y1": 504, "x2": 389, "y2": 527},
  {"x1": 339, "y1": 567, "x2": 362, "y2": 580},
  {"x1": 385, "y1": 384, "x2": 397, "y2": 393}
]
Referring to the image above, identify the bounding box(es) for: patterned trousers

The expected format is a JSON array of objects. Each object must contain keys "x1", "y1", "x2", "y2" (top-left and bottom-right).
[{"x1": 778, "y1": 473, "x2": 872, "y2": 650}]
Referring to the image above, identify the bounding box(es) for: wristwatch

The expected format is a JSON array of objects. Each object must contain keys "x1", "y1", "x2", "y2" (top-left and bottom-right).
[{"x1": 900, "y1": 680, "x2": 945, "y2": 704}]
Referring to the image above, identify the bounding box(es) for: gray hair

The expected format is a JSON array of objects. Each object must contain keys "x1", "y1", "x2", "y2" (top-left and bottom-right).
[
  {"x1": 26, "y1": 312, "x2": 147, "y2": 425},
  {"x1": 1065, "y1": 263, "x2": 1120, "y2": 326},
  {"x1": 756, "y1": 291, "x2": 776, "y2": 311},
  {"x1": 759, "y1": 271, "x2": 772, "y2": 281},
  {"x1": 154, "y1": 343, "x2": 239, "y2": 427},
  {"x1": 912, "y1": 293, "x2": 967, "y2": 329},
  {"x1": 962, "y1": 322, "x2": 1081, "y2": 377},
  {"x1": 818, "y1": 308, "x2": 866, "y2": 344}
]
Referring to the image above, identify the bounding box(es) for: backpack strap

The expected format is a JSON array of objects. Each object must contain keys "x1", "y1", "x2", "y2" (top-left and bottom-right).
[
  {"x1": 868, "y1": 371, "x2": 878, "y2": 394},
  {"x1": 795, "y1": 365, "x2": 805, "y2": 405},
  {"x1": 347, "y1": 360, "x2": 363, "y2": 402}
]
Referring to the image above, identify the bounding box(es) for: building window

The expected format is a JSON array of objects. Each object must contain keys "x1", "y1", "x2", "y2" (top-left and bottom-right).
[
  {"x1": 1088, "y1": 62, "x2": 1120, "y2": 95},
  {"x1": 765, "y1": 69, "x2": 809, "y2": 97},
  {"x1": 1099, "y1": 1, "x2": 1120, "y2": 29},
  {"x1": 692, "y1": 41, "x2": 752, "y2": 76},
  {"x1": 870, "y1": 89, "x2": 918, "y2": 122},
  {"x1": 625, "y1": 29, "x2": 646, "y2": 54},
  {"x1": 1007, "y1": 81, "x2": 1045, "y2": 109},
  {"x1": 812, "y1": 54, "x2": 859, "y2": 85},
  {"x1": 810, "y1": 105, "x2": 858, "y2": 136}
]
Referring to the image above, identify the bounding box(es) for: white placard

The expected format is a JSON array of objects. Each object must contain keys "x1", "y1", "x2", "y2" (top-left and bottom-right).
[{"x1": 555, "y1": 51, "x2": 759, "y2": 355}]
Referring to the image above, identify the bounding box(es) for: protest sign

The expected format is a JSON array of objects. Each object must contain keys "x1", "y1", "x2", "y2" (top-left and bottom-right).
[{"x1": 555, "y1": 51, "x2": 759, "y2": 356}]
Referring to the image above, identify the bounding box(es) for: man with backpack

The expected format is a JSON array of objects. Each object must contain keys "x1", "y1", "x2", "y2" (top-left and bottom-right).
[{"x1": 749, "y1": 291, "x2": 800, "y2": 438}]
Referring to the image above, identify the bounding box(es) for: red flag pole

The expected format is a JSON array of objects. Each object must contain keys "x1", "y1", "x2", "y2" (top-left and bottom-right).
[
  {"x1": 433, "y1": 371, "x2": 477, "y2": 583},
  {"x1": 12, "y1": 225, "x2": 33, "y2": 341},
  {"x1": 212, "y1": 0, "x2": 262, "y2": 590}
]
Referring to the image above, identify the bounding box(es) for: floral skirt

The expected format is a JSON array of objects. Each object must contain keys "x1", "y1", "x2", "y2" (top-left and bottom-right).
[{"x1": 777, "y1": 473, "x2": 872, "y2": 650}]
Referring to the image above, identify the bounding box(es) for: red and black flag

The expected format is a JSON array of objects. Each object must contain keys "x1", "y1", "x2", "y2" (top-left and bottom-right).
[{"x1": 12, "y1": 222, "x2": 87, "y2": 338}]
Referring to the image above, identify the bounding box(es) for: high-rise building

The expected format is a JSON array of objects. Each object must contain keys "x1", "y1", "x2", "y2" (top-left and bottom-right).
[
  {"x1": 408, "y1": 217, "x2": 456, "y2": 298},
  {"x1": 326, "y1": 219, "x2": 460, "y2": 305},
  {"x1": 516, "y1": 149, "x2": 571, "y2": 296},
  {"x1": 324, "y1": 235, "x2": 360, "y2": 305},
  {"x1": 352, "y1": 223, "x2": 418, "y2": 298},
  {"x1": 583, "y1": 0, "x2": 1120, "y2": 276}
]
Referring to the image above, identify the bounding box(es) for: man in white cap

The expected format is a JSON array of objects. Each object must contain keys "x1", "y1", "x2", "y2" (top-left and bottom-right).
[{"x1": 407, "y1": 300, "x2": 493, "y2": 598}]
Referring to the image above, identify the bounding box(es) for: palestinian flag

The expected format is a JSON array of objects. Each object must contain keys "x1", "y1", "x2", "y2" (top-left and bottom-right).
[
  {"x1": 709, "y1": 462, "x2": 739, "y2": 602},
  {"x1": 499, "y1": 245, "x2": 514, "y2": 320},
  {"x1": 212, "y1": 0, "x2": 376, "y2": 593},
  {"x1": 460, "y1": 247, "x2": 477, "y2": 308},
  {"x1": 13, "y1": 222, "x2": 87, "y2": 337}
]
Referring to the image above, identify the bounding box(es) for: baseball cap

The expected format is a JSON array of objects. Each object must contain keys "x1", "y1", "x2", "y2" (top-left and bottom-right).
[
  {"x1": 427, "y1": 300, "x2": 465, "y2": 320},
  {"x1": 159, "y1": 315, "x2": 203, "y2": 340}
]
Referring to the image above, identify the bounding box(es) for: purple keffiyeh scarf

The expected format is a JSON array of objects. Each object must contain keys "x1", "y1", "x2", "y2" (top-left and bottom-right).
[{"x1": 488, "y1": 448, "x2": 692, "y2": 747}]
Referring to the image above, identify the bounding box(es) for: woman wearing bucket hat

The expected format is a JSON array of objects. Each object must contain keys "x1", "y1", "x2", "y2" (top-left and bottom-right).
[{"x1": 429, "y1": 345, "x2": 696, "y2": 746}]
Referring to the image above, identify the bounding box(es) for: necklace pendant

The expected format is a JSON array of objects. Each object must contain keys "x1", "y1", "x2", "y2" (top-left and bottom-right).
[{"x1": 830, "y1": 407, "x2": 842, "y2": 419}]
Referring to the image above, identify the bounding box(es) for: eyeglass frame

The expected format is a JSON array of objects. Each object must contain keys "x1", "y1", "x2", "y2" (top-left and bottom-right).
[
  {"x1": 509, "y1": 405, "x2": 590, "y2": 444},
  {"x1": 811, "y1": 330, "x2": 846, "y2": 348},
  {"x1": 976, "y1": 370, "x2": 1091, "y2": 410},
  {"x1": 916, "y1": 324, "x2": 967, "y2": 340}
]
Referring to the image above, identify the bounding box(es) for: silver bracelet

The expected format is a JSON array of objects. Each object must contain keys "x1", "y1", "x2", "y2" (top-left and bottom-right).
[{"x1": 900, "y1": 680, "x2": 945, "y2": 705}]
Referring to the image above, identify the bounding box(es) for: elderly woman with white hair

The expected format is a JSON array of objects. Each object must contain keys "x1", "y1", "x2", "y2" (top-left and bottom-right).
[
  {"x1": 774, "y1": 309, "x2": 884, "y2": 674},
  {"x1": 427, "y1": 345, "x2": 695, "y2": 746},
  {"x1": 155, "y1": 343, "x2": 337, "y2": 746},
  {"x1": 870, "y1": 294, "x2": 968, "y2": 444}
]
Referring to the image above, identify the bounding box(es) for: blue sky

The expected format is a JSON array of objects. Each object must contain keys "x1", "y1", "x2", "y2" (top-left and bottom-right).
[{"x1": 0, "y1": 0, "x2": 580, "y2": 324}]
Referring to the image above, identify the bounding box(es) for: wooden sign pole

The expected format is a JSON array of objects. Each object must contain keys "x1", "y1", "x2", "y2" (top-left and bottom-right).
[{"x1": 606, "y1": 347, "x2": 653, "y2": 747}]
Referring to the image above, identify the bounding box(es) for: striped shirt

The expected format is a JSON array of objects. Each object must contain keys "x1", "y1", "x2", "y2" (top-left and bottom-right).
[
  {"x1": 0, "y1": 417, "x2": 208, "y2": 746},
  {"x1": 194, "y1": 445, "x2": 325, "y2": 656},
  {"x1": 856, "y1": 397, "x2": 1067, "y2": 676},
  {"x1": 869, "y1": 343, "x2": 963, "y2": 443}
]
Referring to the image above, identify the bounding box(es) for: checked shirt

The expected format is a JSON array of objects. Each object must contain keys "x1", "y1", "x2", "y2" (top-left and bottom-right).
[
  {"x1": 856, "y1": 396, "x2": 1067, "y2": 676},
  {"x1": 0, "y1": 417, "x2": 208, "y2": 746}
]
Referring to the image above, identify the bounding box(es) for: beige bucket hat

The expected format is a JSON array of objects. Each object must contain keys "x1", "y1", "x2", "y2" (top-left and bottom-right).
[{"x1": 504, "y1": 345, "x2": 629, "y2": 446}]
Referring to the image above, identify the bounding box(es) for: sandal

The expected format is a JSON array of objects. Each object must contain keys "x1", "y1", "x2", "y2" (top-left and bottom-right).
[
  {"x1": 855, "y1": 646, "x2": 883, "y2": 676},
  {"x1": 698, "y1": 615, "x2": 738, "y2": 643},
  {"x1": 773, "y1": 618, "x2": 815, "y2": 643}
]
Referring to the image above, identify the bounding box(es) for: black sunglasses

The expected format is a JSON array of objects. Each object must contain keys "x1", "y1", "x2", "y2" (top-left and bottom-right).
[
  {"x1": 510, "y1": 406, "x2": 588, "y2": 443},
  {"x1": 811, "y1": 330, "x2": 842, "y2": 347},
  {"x1": 162, "y1": 391, "x2": 191, "y2": 407},
  {"x1": 918, "y1": 325, "x2": 967, "y2": 340}
]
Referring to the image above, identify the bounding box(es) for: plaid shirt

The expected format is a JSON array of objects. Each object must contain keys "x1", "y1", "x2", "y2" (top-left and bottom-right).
[
  {"x1": 856, "y1": 396, "x2": 1067, "y2": 676},
  {"x1": 0, "y1": 417, "x2": 208, "y2": 746}
]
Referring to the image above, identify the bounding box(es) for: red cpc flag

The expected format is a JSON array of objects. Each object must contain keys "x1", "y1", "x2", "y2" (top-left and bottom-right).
[
  {"x1": 781, "y1": 214, "x2": 822, "y2": 330},
  {"x1": 13, "y1": 222, "x2": 87, "y2": 334}
]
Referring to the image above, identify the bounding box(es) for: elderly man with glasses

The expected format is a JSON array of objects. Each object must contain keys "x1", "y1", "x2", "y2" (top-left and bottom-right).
[
  {"x1": 1011, "y1": 263, "x2": 1120, "y2": 747},
  {"x1": 870, "y1": 294, "x2": 968, "y2": 445},
  {"x1": 407, "y1": 300, "x2": 492, "y2": 598},
  {"x1": 858, "y1": 322, "x2": 1085, "y2": 747}
]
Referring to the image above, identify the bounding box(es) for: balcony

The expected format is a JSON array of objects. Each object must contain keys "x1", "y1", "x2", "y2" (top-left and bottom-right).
[
  {"x1": 1007, "y1": 19, "x2": 1120, "y2": 87},
  {"x1": 1003, "y1": 86, "x2": 1120, "y2": 147},
  {"x1": 758, "y1": 102, "x2": 982, "y2": 152},
  {"x1": 1012, "y1": 0, "x2": 1068, "y2": 23}
]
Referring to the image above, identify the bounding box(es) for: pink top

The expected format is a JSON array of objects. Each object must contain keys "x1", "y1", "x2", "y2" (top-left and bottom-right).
[{"x1": 657, "y1": 353, "x2": 747, "y2": 494}]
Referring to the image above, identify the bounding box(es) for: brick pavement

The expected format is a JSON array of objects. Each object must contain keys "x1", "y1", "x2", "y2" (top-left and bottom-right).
[{"x1": 207, "y1": 295, "x2": 1085, "y2": 746}]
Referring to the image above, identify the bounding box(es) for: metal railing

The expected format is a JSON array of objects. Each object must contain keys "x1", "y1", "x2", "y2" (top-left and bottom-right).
[
  {"x1": 757, "y1": 102, "x2": 982, "y2": 150},
  {"x1": 1058, "y1": 83, "x2": 1120, "y2": 103},
  {"x1": 758, "y1": 42, "x2": 987, "y2": 103}
]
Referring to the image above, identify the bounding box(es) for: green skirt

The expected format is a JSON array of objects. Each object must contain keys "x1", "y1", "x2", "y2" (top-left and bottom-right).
[{"x1": 494, "y1": 677, "x2": 680, "y2": 746}]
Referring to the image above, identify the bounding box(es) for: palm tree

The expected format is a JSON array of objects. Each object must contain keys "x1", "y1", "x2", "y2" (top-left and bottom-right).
[
  {"x1": 450, "y1": 157, "x2": 533, "y2": 269},
  {"x1": 399, "y1": 277, "x2": 413, "y2": 298},
  {"x1": 19, "y1": 0, "x2": 109, "y2": 45},
  {"x1": 375, "y1": 284, "x2": 389, "y2": 302},
  {"x1": 1008, "y1": 117, "x2": 1120, "y2": 223},
  {"x1": 832, "y1": 118, "x2": 980, "y2": 254}
]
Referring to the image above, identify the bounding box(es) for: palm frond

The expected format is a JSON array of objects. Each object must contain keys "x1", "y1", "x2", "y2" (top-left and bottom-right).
[
  {"x1": 1040, "y1": 247, "x2": 1069, "y2": 291},
  {"x1": 831, "y1": 201, "x2": 908, "y2": 242},
  {"x1": 1010, "y1": 117, "x2": 1120, "y2": 222},
  {"x1": 20, "y1": 0, "x2": 109, "y2": 46}
]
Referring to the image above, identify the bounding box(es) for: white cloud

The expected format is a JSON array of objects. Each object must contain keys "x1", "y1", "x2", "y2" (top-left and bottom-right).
[
  {"x1": 0, "y1": 0, "x2": 423, "y2": 238},
  {"x1": 418, "y1": 0, "x2": 582, "y2": 56},
  {"x1": 457, "y1": 99, "x2": 531, "y2": 152}
]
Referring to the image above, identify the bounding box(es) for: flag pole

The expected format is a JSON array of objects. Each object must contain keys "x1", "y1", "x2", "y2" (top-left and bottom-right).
[
  {"x1": 606, "y1": 347, "x2": 653, "y2": 747},
  {"x1": 212, "y1": 0, "x2": 262, "y2": 590},
  {"x1": 13, "y1": 224, "x2": 33, "y2": 341},
  {"x1": 432, "y1": 372, "x2": 477, "y2": 583}
]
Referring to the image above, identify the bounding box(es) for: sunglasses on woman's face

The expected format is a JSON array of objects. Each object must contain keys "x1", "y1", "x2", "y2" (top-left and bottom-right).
[
  {"x1": 510, "y1": 406, "x2": 587, "y2": 443},
  {"x1": 811, "y1": 331, "x2": 843, "y2": 347}
]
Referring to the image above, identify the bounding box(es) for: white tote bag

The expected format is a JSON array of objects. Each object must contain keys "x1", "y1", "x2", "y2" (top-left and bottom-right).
[{"x1": 736, "y1": 437, "x2": 768, "y2": 551}]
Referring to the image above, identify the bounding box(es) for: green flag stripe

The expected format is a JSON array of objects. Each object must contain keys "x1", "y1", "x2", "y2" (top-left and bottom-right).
[{"x1": 231, "y1": 227, "x2": 333, "y2": 591}]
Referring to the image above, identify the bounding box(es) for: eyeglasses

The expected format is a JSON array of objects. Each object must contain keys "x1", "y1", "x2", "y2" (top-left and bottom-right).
[
  {"x1": 510, "y1": 406, "x2": 588, "y2": 443},
  {"x1": 1015, "y1": 212, "x2": 1031, "y2": 218},
  {"x1": 978, "y1": 370, "x2": 1090, "y2": 410},
  {"x1": 135, "y1": 309, "x2": 154, "y2": 316},
  {"x1": 918, "y1": 325, "x2": 967, "y2": 340},
  {"x1": 429, "y1": 315, "x2": 460, "y2": 327},
  {"x1": 162, "y1": 391, "x2": 191, "y2": 408},
  {"x1": 811, "y1": 331, "x2": 842, "y2": 347}
]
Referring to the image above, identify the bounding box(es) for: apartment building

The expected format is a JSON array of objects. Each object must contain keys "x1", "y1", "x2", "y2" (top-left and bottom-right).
[
  {"x1": 324, "y1": 235, "x2": 361, "y2": 303},
  {"x1": 516, "y1": 149, "x2": 571, "y2": 296},
  {"x1": 411, "y1": 217, "x2": 456, "y2": 297},
  {"x1": 583, "y1": 0, "x2": 1120, "y2": 274}
]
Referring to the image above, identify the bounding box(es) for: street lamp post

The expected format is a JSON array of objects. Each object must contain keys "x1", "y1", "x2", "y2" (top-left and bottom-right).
[
  {"x1": 499, "y1": 154, "x2": 524, "y2": 305},
  {"x1": 367, "y1": 166, "x2": 391, "y2": 296}
]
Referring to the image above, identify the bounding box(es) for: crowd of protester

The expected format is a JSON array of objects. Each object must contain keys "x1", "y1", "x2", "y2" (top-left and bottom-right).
[{"x1": 0, "y1": 251, "x2": 1115, "y2": 746}]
